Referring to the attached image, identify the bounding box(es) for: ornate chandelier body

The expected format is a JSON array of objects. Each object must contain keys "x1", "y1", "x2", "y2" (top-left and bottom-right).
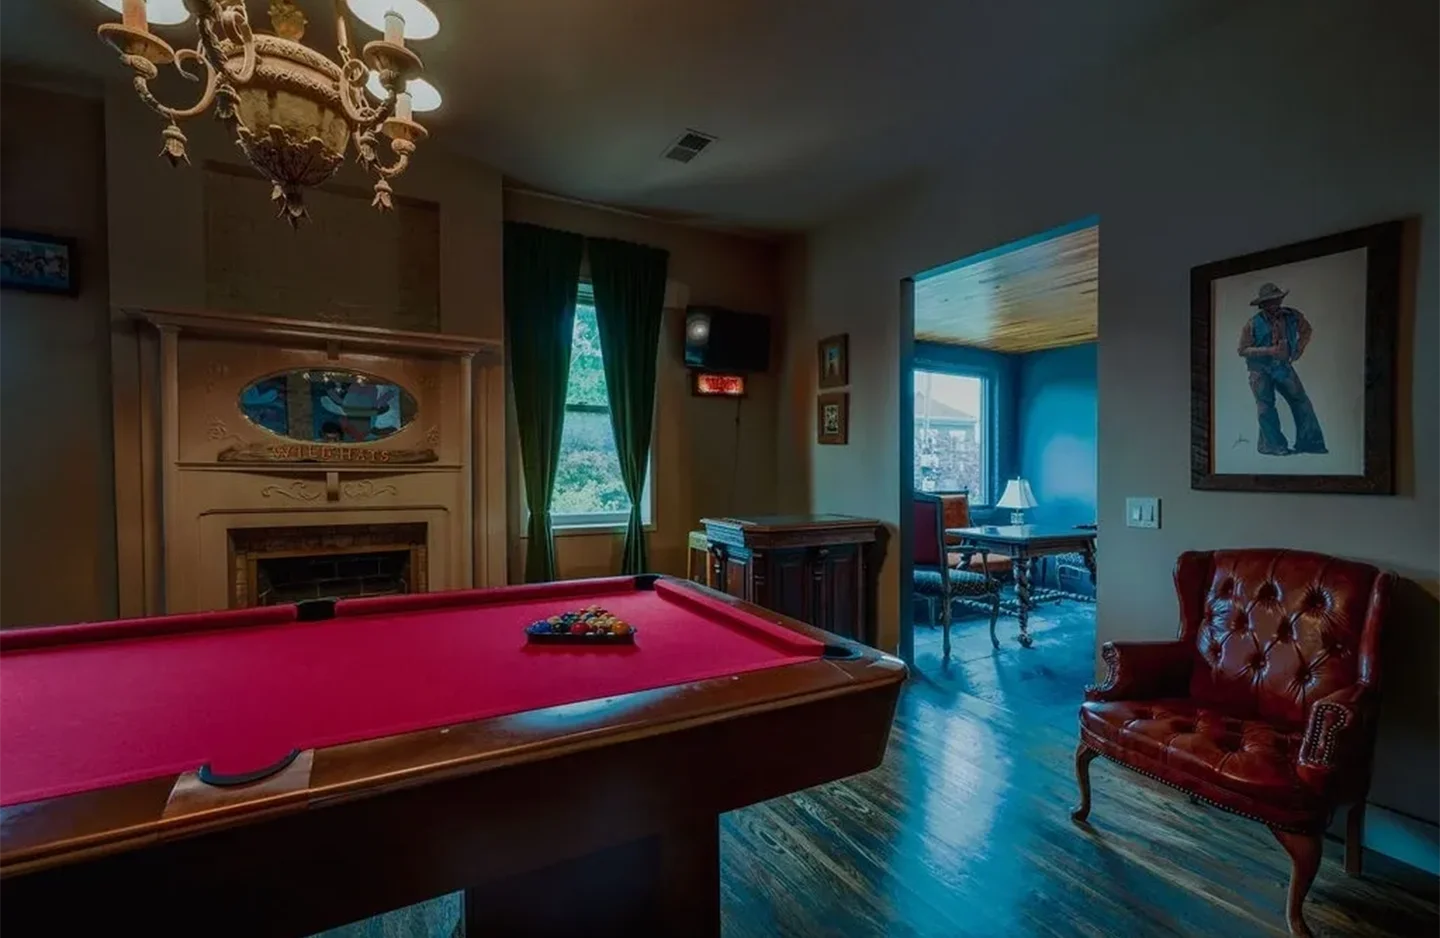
[{"x1": 96, "y1": 0, "x2": 440, "y2": 225}]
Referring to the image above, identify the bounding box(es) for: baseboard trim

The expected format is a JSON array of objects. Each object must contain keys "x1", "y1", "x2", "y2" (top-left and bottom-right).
[{"x1": 1365, "y1": 803, "x2": 1439, "y2": 875}]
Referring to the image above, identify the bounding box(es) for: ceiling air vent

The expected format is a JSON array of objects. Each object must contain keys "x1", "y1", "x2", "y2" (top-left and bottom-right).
[{"x1": 663, "y1": 129, "x2": 716, "y2": 163}]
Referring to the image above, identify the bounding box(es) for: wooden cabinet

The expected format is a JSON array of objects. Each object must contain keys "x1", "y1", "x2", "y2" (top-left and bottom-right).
[{"x1": 694, "y1": 515, "x2": 881, "y2": 647}]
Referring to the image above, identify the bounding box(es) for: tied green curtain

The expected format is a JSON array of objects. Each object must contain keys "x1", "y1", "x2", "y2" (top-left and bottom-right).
[
  {"x1": 588, "y1": 236, "x2": 670, "y2": 574},
  {"x1": 504, "y1": 222, "x2": 584, "y2": 582}
]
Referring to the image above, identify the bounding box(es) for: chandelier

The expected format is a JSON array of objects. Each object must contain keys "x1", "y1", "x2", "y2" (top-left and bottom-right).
[{"x1": 94, "y1": 0, "x2": 442, "y2": 225}]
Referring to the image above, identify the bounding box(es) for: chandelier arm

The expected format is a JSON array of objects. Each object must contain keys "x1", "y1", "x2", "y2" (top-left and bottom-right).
[
  {"x1": 216, "y1": 4, "x2": 256, "y2": 84},
  {"x1": 185, "y1": 1, "x2": 253, "y2": 85},
  {"x1": 333, "y1": 0, "x2": 355, "y2": 61},
  {"x1": 372, "y1": 141, "x2": 415, "y2": 181},
  {"x1": 338, "y1": 58, "x2": 392, "y2": 127},
  {"x1": 366, "y1": 139, "x2": 416, "y2": 211},
  {"x1": 128, "y1": 49, "x2": 220, "y2": 122}
]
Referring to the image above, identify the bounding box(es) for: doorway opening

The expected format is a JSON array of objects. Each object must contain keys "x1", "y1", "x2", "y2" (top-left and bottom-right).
[{"x1": 900, "y1": 217, "x2": 1099, "y2": 708}]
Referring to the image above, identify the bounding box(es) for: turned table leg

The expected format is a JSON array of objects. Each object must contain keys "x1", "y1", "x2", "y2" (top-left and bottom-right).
[{"x1": 1013, "y1": 555, "x2": 1033, "y2": 647}]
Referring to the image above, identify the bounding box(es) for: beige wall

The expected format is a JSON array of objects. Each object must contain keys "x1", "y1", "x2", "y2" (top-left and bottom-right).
[
  {"x1": 0, "y1": 84, "x2": 117, "y2": 626},
  {"x1": 780, "y1": 0, "x2": 1438, "y2": 841},
  {"x1": 503, "y1": 190, "x2": 784, "y2": 581},
  {"x1": 1, "y1": 79, "x2": 785, "y2": 620}
]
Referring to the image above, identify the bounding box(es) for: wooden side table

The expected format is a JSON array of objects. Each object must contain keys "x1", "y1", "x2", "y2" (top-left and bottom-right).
[{"x1": 945, "y1": 524, "x2": 1096, "y2": 648}]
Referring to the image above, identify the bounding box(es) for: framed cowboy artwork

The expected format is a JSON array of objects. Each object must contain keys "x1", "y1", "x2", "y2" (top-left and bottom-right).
[{"x1": 1190, "y1": 220, "x2": 1404, "y2": 494}]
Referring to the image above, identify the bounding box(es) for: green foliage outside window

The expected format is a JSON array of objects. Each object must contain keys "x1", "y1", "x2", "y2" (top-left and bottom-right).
[{"x1": 552, "y1": 301, "x2": 633, "y2": 516}]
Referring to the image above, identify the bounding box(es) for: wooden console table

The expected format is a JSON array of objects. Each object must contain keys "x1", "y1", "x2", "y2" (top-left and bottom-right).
[
  {"x1": 692, "y1": 515, "x2": 881, "y2": 647},
  {"x1": 945, "y1": 525, "x2": 1096, "y2": 648}
]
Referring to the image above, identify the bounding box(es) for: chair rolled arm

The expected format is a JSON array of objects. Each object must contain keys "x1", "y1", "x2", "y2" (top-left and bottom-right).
[
  {"x1": 1084, "y1": 640, "x2": 1194, "y2": 702},
  {"x1": 1297, "y1": 684, "x2": 1378, "y2": 796}
]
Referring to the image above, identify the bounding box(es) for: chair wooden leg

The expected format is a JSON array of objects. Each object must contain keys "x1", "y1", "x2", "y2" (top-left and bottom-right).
[
  {"x1": 1070, "y1": 743, "x2": 1099, "y2": 822},
  {"x1": 941, "y1": 594, "x2": 953, "y2": 660},
  {"x1": 1270, "y1": 828, "x2": 1322, "y2": 937},
  {"x1": 988, "y1": 593, "x2": 1000, "y2": 649},
  {"x1": 1345, "y1": 802, "x2": 1366, "y2": 876}
]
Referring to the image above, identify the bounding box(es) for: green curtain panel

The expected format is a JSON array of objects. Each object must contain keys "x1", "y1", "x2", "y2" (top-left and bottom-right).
[
  {"x1": 504, "y1": 222, "x2": 584, "y2": 582},
  {"x1": 588, "y1": 236, "x2": 670, "y2": 574}
]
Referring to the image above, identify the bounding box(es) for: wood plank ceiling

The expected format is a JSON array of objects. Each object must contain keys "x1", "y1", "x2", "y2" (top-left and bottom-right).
[{"x1": 913, "y1": 224, "x2": 1098, "y2": 353}]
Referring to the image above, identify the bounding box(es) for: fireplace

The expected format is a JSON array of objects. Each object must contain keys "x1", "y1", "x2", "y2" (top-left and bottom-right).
[{"x1": 229, "y1": 523, "x2": 428, "y2": 608}]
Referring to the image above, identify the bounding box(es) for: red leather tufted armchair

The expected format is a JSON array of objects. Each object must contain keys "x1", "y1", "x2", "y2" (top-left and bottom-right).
[{"x1": 1071, "y1": 549, "x2": 1393, "y2": 937}]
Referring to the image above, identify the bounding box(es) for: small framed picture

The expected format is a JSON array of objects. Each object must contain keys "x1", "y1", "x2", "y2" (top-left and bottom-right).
[
  {"x1": 1190, "y1": 220, "x2": 1403, "y2": 494},
  {"x1": 817, "y1": 333, "x2": 849, "y2": 388},
  {"x1": 1, "y1": 230, "x2": 78, "y2": 295},
  {"x1": 817, "y1": 391, "x2": 849, "y2": 445}
]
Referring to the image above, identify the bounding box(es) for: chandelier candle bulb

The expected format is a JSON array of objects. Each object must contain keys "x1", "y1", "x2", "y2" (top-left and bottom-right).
[
  {"x1": 122, "y1": 0, "x2": 146, "y2": 31},
  {"x1": 385, "y1": 10, "x2": 406, "y2": 45},
  {"x1": 396, "y1": 91, "x2": 413, "y2": 122}
]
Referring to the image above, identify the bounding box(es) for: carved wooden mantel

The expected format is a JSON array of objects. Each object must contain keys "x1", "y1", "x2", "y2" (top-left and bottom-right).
[
  {"x1": 125, "y1": 307, "x2": 504, "y2": 614},
  {"x1": 127, "y1": 307, "x2": 502, "y2": 360}
]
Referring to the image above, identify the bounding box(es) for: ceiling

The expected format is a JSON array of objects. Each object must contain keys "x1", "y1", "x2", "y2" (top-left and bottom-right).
[
  {"x1": 0, "y1": 1, "x2": 1229, "y2": 230},
  {"x1": 913, "y1": 223, "x2": 1098, "y2": 353}
]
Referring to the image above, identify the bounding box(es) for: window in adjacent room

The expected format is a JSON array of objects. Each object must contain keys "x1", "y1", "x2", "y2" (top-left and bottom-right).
[
  {"x1": 913, "y1": 370, "x2": 988, "y2": 502},
  {"x1": 550, "y1": 284, "x2": 654, "y2": 529}
]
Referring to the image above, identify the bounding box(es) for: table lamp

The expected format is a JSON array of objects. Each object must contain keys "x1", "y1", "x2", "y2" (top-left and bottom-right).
[{"x1": 996, "y1": 478, "x2": 1038, "y2": 525}]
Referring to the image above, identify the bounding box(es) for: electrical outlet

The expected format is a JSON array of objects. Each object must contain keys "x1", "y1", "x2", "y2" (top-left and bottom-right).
[{"x1": 1125, "y1": 497, "x2": 1160, "y2": 529}]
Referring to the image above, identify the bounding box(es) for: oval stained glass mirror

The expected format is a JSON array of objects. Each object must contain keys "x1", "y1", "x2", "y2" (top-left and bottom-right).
[{"x1": 238, "y1": 369, "x2": 419, "y2": 443}]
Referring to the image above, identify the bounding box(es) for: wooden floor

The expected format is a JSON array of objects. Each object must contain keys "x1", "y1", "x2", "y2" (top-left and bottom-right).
[
  {"x1": 721, "y1": 603, "x2": 1436, "y2": 938},
  {"x1": 319, "y1": 602, "x2": 1437, "y2": 938}
]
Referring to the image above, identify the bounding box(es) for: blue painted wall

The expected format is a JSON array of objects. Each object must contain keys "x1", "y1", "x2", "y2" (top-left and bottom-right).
[
  {"x1": 913, "y1": 340, "x2": 1096, "y2": 530},
  {"x1": 1016, "y1": 342, "x2": 1097, "y2": 528}
]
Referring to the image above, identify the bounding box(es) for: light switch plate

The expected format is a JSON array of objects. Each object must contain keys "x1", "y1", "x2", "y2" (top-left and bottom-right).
[{"x1": 1125, "y1": 497, "x2": 1160, "y2": 529}]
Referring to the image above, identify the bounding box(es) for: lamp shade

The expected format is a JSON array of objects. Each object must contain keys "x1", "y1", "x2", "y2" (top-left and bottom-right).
[
  {"x1": 94, "y1": 0, "x2": 191, "y2": 26},
  {"x1": 345, "y1": 0, "x2": 441, "y2": 40},
  {"x1": 996, "y1": 478, "x2": 1038, "y2": 510}
]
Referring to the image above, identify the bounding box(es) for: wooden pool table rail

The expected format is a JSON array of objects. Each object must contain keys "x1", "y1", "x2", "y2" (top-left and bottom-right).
[{"x1": 0, "y1": 577, "x2": 904, "y2": 938}]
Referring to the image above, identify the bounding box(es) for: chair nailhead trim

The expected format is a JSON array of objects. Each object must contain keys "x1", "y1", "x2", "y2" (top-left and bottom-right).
[
  {"x1": 1300, "y1": 701, "x2": 1352, "y2": 766},
  {"x1": 1081, "y1": 744, "x2": 1326, "y2": 834}
]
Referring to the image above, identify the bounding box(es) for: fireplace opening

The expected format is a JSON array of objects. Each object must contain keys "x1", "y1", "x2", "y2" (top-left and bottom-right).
[
  {"x1": 256, "y1": 548, "x2": 411, "y2": 605},
  {"x1": 229, "y1": 522, "x2": 428, "y2": 608}
]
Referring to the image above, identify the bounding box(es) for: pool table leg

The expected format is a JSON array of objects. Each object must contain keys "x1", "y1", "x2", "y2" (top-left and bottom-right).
[
  {"x1": 659, "y1": 815, "x2": 721, "y2": 936},
  {"x1": 462, "y1": 815, "x2": 720, "y2": 937}
]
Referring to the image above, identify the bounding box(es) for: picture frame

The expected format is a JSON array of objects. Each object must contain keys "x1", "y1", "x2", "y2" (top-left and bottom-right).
[
  {"x1": 1190, "y1": 220, "x2": 1403, "y2": 494},
  {"x1": 817, "y1": 391, "x2": 849, "y2": 445},
  {"x1": 1, "y1": 229, "x2": 78, "y2": 296},
  {"x1": 817, "y1": 333, "x2": 849, "y2": 388}
]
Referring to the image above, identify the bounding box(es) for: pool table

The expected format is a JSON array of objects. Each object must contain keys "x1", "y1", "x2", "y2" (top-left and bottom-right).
[{"x1": 0, "y1": 574, "x2": 904, "y2": 937}]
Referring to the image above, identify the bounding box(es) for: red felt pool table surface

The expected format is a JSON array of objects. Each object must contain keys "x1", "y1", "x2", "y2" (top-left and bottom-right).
[{"x1": 0, "y1": 576, "x2": 823, "y2": 808}]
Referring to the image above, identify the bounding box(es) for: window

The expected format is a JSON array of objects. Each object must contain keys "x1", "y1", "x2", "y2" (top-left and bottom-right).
[
  {"x1": 914, "y1": 370, "x2": 988, "y2": 502},
  {"x1": 550, "y1": 285, "x2": 653, "y2": 529}
]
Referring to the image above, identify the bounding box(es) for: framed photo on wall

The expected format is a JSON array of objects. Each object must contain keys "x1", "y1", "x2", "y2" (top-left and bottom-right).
[
  {"x1": 817, "y1": 334, "x2": 849, "y2": 388},
  {"x1": 1, "y1": 230, "x2": 78, "y2": 295},
  {"x1": 817, "y1": 391, "x2": 849, "y2": 445},
  {"x1": 1190, "y1": 220, "x2": 1404, "y2": 494}
]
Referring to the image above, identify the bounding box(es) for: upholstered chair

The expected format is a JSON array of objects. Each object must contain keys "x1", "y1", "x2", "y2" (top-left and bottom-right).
[
  {"x1": 939, "y1": 492, "x2": 1010, "y2": 576},
  {"x1": 913, "y1": 492, "x2": 1000, "y2": 657},
  {"x1": 1071, "y1": 549, "x2": 1393, "y2": 937},
  {"x1": 1054, "y1": 523, "x2": 1099, "y2": 598}
]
